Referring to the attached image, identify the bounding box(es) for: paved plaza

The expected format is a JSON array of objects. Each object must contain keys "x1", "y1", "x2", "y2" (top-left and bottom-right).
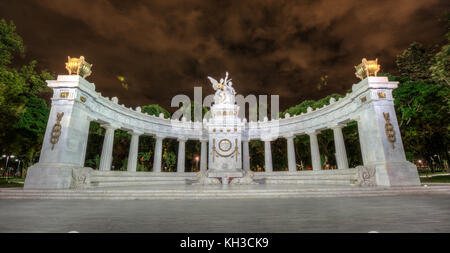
[{"x1": 1, "y1": 194, "x2": 449, "y2": 233}]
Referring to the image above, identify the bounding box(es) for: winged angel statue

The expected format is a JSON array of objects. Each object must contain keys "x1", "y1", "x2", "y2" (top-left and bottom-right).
[{"x1": 208, "y1": 72, "x2": 236, "y2": 105}]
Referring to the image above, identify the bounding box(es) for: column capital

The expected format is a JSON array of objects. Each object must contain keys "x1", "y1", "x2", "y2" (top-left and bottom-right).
[
  {"x1": 261, "y1": 136, "x2": 277, "y2": 142},
  {"x1": 128, "y1": 129, "x2": 144, "y2": 136},
  {"x1": 154, "y1": 134, "x2": 166, "y2": 140},
  {"x1": 200, "y1": 138, "x2": 208, "y2": 143},
  {"x1": 177, "y1": 137, "x2": 188, "y2": 142},
  {"x1": 306, "y1": 130, "x2": 320, "y2": 136},
  {"x1": 86, "y1": 116, "x2": 98, "y2": 122},
  {"x1": 330, "y1": 124, "x2": 346, "y2": 130},
  {"x1": 283, "y1": 133, "x2": 295, "y2": 139},
  {"x1": 101, "y1": 124, "x2": 119, "y2": 131}
]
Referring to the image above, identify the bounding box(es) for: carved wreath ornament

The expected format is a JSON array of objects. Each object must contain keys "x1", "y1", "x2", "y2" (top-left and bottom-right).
[
  {"x1": 383, "y1": 112, "x2": 396, "y2": 149},
  {"x1": 218, "y1": 139, "x2": 232, "y2": 152},
  {"x1": 212, "y1": 138, "x2": 239, "y2": 162},
  {"x1": 356, "y1": 166, "x2": 377, "y2": 187},
  {"x1": 50, "y1": 112, "x2": 64, "y2": 150}
]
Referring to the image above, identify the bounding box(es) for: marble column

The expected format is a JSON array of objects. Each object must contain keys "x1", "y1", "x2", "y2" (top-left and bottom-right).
[
  {"x1": 308, "y1": 131, "x2": 321, "y2": 171},
  {"x1": 80, "y1": 116, "x2": 95, "y2": 167},
  {"x1": 332, "y1": 125, "x2": 349, "y2": 169},
  {"x1": 177, "y1": 137, "x2": 187, "y2": 173},
  {"x1": 286, "y1": 135, "x2": 296, "y2": 172},
  {"x1": 99, "y1": 124, "x2": 117, "y2": 171},
  {"x1": 242, "y1": 140, "x2": 250, "y2": 171},
  {"x1": 200, "y1": 139, "x2": 208, "y2": 172},
  {"x1": 356, "y1": 117, "x2": 368, "y2": 165},
  {"x1": 153, "y1": 135, "x2": 164, "y2": 173},
  {"x1": 126, "y1": 130, "x2": 142, "y2": 172},
  {"x1": 263, "y1": 139, "x2": 273, "y2": 172}
]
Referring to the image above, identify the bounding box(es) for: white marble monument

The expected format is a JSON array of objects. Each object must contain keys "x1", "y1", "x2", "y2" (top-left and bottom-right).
[{"x1": 24, "y1": 57, "x2": 420, "y2": 189}]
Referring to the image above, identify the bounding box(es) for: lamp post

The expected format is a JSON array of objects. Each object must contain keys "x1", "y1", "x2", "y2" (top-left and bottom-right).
[
  {"x1": 195, "y1": 156, "x2": 199, "y2": 172},
  {"x1": 2, "y1": 155, "x2": 14, "y2": 181},
  {"x1": 15, "y1": 159, "x2": 20, "y2": 178}
]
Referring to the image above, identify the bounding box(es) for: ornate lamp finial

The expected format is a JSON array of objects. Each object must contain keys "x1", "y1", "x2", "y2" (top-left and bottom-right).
[
  {"x1": 65, "y1": 56, "x2": 93, "y2": 79},
  {"x1": 355, "y1": 58, "x2": 381, "y2": 80}
]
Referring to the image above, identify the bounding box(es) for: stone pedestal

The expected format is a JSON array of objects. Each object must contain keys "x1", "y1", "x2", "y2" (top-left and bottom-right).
[
  {"x1": 207, "y1": 169, "x2": 244, "y2": 185},
  {"x1": 207, "y1": 105, "x2": 243, "y2": 171},
  {"x1": 25, "y1": 75, "x2": 94, "y2": 189},
  {"x1": 356, "y1": 77, "x2": 420, "y2": 186}
]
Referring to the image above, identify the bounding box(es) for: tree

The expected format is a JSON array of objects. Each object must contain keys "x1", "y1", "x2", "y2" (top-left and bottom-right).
[
  {"x1": 10, "y1": 96, "x2": 50, "y2": 166},
  {"x1": 0, "y1": 19, "x2": 23, "y2": 67},
  {"x1": 396, "y1": 42, "x2": 434, "y2": 83},
  {"x1": 0, "y1": 19, "x2": 53, "y2": 171},
  {"x1": 429, "y1": 32, "x2": 450, "y2": 86},
  {"x1": 282, "y1": 94, "x2": 343, "y2": 117},
  {"x1": 141, "y1": 104, "x2": 171, "y2": 118},
  {"x1": 389, "y1": 75, "x2": 449, "y2": 172},
  {"x1": 249, "y1": 140, "x2": 264, "y2": 171}
]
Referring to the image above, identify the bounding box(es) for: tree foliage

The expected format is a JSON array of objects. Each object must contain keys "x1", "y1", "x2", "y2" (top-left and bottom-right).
[
  {"x1": 0, "y1": 19, "x2": 24, "y2": 66},
  {"x1": 141, "y1": 104, "x2": 171, "y2": 118},
  {"x1": 396, "y1": 42, "x2": 434, "y2": 83},
  {"x1": 0, "y1": 19, "x2": 52, "y2": 170},
  {"x1": 429, "y1": 30, "x2": 450, "y2": 86},
  {"x1": 389, "y1": 74, "x2": 449, "y2": 170}
]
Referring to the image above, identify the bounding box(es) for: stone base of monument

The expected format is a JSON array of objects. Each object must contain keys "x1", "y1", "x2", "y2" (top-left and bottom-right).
[
  {"x1": 24, "y1": 163, "x2": 74, "y2": 189},
  {"x1": 372, "y1": 161, "x2": 421, "y2": 186},
  {"x1": 3, "y1": 184, "x2": 450, "y2": 200},
  {"x1": 207, "y1": 169, "x2": 244, "y2": 184},
  {"x1": 89, "y1": 171, "x2": 197, "y2": 187},
  {"x1": 253, "y1": 169, "x2": 359, "y2": 185}
]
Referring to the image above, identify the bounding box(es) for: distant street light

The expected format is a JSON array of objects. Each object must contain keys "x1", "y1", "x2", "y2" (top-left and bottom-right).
[
  {"x1": 195, "y1": 156, "x2": 200, "y2": 171},
  {"x1": 15, "y1": 159, "x2": 21, "y2": 177},
  {"x1": 2, "y1": 155, "x2": 15, "y2": 181}
]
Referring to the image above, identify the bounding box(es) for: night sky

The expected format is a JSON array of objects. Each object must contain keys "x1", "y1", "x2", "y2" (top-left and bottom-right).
[{"x1": 0, "y1": 0, "x2": 448, "y2": 112}]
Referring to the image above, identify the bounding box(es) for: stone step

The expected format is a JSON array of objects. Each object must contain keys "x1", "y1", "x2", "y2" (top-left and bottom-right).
[
  {"x1": 254, "y1": 169, "x2": 358, "y2": 176},
  {"x1": 86, "y1": 170, "x2": 359, "y2": 188},
  {"x1": 255, "y1": 170, "x2": 357, "y2": 186},
  {"x1": 4, "y1": 185, "x2": 448, "y2": 193},
  {"x1": 89, "y1": 172, "x2": 197, "y2": 188},
  {"x1": 1, "y1": 189, "x2": 449, "y2": 200},
  {"x1": 90, "y1": 171, "x2": 197, "y2": 177},
  {"x1": 5, "y1": 185, "x2": 448, "y2": 193},
  {"x1": 259, "y1": 174, "x2": 356, "y2": 180},
  {"x1": 91, "y1": 180, "x2": 190, "y2": 187},
  {"x1": 265, "y1": 179, "x2": 354, "y2": 185},
  {"x1": 90, "y1": 176, "x2": 195, "y2": 182}
]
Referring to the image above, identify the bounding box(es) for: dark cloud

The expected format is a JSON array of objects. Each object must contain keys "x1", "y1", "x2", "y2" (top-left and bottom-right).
[{"x1": 0, "y1": 0, "x2": 448, "y2": 111}]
